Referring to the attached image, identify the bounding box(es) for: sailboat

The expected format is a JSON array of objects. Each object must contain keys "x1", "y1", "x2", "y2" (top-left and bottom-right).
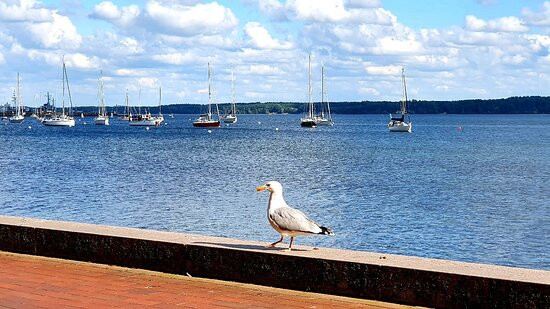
[
  {"x1": 300, "y1": 53, "x2": 316, "y2": 127},
  {"x1": 315, "y1": 65, "x2": 334, "y2": 126},
  {"x1": 193, "y1": 62, "x2": 221, "y2": 127},
  {"x1": 222, "y1": 67, "x2": 237, "y2": 124},
  {"x1": 43, "y1": 57, "x2": 75, "y2": 127},
  {"x1": 9, "y1": 73, "x2": 25, "y2": 124},
  {"x1": 94, "y1": 71, "x2": 109, "y2": 125},
  {"x1": 119, "y1": 90, "x2": 130, "y2": 121},
  {"x1": 388, "y1": 67, "x2": 412, "y2": 133},
  {"x1": 129, "y1": 87, "x2": 164, "y2": 126}
]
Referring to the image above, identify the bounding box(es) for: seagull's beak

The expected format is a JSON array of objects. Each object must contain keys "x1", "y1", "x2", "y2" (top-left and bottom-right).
[{"x1": 256, "y1": 185, "x2": 267, "y2": 192}]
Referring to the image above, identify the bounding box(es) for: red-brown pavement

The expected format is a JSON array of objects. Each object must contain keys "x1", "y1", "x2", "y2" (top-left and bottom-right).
[{"x1": 0, "y1": 251, "x2": 420, "y2": 309}]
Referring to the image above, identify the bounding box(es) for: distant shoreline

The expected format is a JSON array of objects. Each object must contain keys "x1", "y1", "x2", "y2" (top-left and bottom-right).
[{"x1": 7, "y1": 96, "x2": 550, "y2": 115}]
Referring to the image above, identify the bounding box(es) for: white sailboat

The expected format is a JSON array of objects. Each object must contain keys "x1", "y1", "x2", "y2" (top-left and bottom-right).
[
  {"x1": 315, "y1": 65, "x2": 334, "y2": 126},
  {"x1": 300, "y1": 53, "x2": 316, "y2": 128},
  {"x1": 94, "y1": 71, "x2": 109, "y2": 126},
  {"x1": 9, "y1": 73, "x2": 25, "y2": 124},
  {"x1": 222, "y1": 67, "x2": 237, "y2": 124},
  {"x1": 119, "y1": 90, "x2": 130, "y2": 121},
  {"x1": 129, "y1": 87, "x2": 164, "y2": 126},
  {"x1": 193, "y1": 62, "x2": 221, "y2": 127},
  {"x1": 388, "y1": 67, "x2": 412, "y2": 133},
  {"x1": 43, "y1": 58, "x2": 75, "y2": 127}
]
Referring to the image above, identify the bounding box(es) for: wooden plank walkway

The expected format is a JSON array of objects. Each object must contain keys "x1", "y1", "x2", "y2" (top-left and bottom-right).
[{"x1": 0, "y1": 251, "x2": 417, "y2": 308}]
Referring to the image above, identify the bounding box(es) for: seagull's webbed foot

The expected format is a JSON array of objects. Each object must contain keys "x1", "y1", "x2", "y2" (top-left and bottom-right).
[{"x1": 266, "y1": 236, "x2": 284, "y2": 248}]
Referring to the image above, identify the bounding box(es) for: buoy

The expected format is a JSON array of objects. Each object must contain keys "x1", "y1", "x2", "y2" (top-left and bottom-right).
[
  {"x1": 83, "y1": 122, "x2": 87, "y2": 125},
  {"x1": 146, "y1": 127, "x2": 150, "y2": 131},
  {"x1": 258, "y1": 121, "x2": 262, "y2": 124},
  {"x1": 28, "y1": 126, "x2": 32, "y2": 129},
  {"x1": 207, "y1": 129, "x2": 212, "y2": 133},
  {"x1": 275, "y1": 127, "x2": 279, "y2": 131}
]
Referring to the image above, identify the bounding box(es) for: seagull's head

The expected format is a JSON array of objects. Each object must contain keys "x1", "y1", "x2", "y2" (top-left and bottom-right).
[{"x1": 256, "y1": 181, "x2": 283, "y2": 194}]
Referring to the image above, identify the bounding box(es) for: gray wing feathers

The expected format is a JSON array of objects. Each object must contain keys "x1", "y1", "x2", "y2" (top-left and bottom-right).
[{"x1": 270, "y1": 207, "x2": 322, "y2": 234}]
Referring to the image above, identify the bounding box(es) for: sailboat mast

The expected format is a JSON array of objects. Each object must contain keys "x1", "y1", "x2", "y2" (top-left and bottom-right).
[
  {"x1": 63, "y1": 58, "x2": 74, "y2": 116},
  {"x1": 16, "y1": 73, "x2": 21, "y2": 117},
  {"x1": 308, "y1": 53, "x2": 313, "y2": 118},
  {"x1": 158, "y1": 87, "x2": 162, "y2": 115},
  {"x1": 100, "y1": 71, "x2": 105, "y2": 116},
  {"x1": 321, "y1": 65, "x2": 325, "y2": 118},
  {"x1": 208, "y1": 62, "x2": 212, "y2": 115},
  {"x1": 231, "y1": 67, "x2": 236, "y2": 115},
  {"x1": 97, "y1": 71, "x2": 102, "y2": 116},
  {"x1": 138, "y1": 88, "x2": 142, "y2": 115},
  {"x1": 125, "y1": 89, "x2": 130, "y2": 116},
  {"x1": 62, "y1": 59, "x2": 66, "y2": 116},
  {"x1": 401, "y1": 67, "x2": 408, "y2": 115}
]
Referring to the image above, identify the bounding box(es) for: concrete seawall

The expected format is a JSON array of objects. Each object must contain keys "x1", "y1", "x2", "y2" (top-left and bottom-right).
[{"x1": 0, "y1": 215, "x2": 548, "y2": 308}]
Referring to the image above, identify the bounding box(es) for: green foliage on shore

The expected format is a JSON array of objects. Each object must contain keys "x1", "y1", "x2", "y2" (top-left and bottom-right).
[{"x1": 70, "y1": 96, "x2": 550, "y2": 115}]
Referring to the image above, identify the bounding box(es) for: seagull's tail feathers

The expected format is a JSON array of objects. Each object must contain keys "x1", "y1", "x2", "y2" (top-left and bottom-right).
[{"x1": 319, "y1": 226, "x2": 334, "y2": 236}]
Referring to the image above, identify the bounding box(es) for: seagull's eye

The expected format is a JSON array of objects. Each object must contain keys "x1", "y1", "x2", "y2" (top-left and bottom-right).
[{"x1": 266, "y1": 184, "x2": 270, "y2": 187}]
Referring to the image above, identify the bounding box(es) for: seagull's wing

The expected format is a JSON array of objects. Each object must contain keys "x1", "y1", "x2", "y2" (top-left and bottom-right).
[{"x1": 270, "y1": 206, "x2": 322, "y2": 234}]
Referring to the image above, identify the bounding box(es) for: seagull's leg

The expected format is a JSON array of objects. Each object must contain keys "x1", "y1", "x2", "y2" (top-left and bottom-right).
[
  {"x1": 266, "y1": 235, "x2": 283, "y2": 248},
  {"x1": 286, "y1": 237, "x2": 294, "y2": 251}
]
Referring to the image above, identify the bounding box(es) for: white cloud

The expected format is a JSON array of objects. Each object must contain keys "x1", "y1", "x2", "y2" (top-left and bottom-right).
[
  {"x1": 115, "y1": 69, "x2": 145, "y2": 76},
  {"x1": 0, "y1": 0, "x2": 53, "y2": 23},
  {"x1": 365, "y1": 65, "x2": 401, "y2": 75},
  {"x1": 91, "y1": 1, "x2": 239, "y2": 37},
  {"x1": 90, "y1": 1, "x2": 140, "y2": 28},
  {"x1": 152, "y1": 51, "x2": 196, "y2": 65},
  {"x1": 27, "y1": 12, "x2": 82, "y2": 49},
  {"x1": 244, "y1": 22, "x2": 293, "y2": 50},
  {"x1": 522, "y1": 2, "x2": 550, "y2": 27},
  {"x1": 242, "y1": 64, "x2": 283, "y2": 75},
  {"x1": 285, "y1": 0, "x2": 394, "y2": 24},
  {"x1": 144, "y1": 1, "x2": 238, "y2": 36},
  {"x1": 345, "y1": 0, "x2": 381, "y2": 8},
  {"x1": 372, "y1": 35, "x2": 423, "y2": 55},
  {"x1": 138, "y1": 77, "x2": 159, "y2": 88},
  {"x1": 253, "y1": 0, "x2": 287, "y2": 21},
  {"x1": 358, "y1": 87, "x2": 379, "y2": 96},
  {"x1": 465, "y1": 15, "x2": 528, "y2": 33},
  {"x1": 64, "y1": 53, "x2": 101, "y2": 70}
]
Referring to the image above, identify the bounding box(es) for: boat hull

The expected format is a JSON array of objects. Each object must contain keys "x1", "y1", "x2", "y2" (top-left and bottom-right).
[
  {"x1": 300, "y1": 117, "x2": 317, "y2": 128},
  {"x1": 9, "y1": 116, "x2": 24, "y2": 123},
  {"x1": 193, "y1": 120, "x2": 220, "y2": 127},
  {"x1": 300, "y1": 120, "x2": 317, "y2": 128},
  {"x1": 223, "y1": 115, "x2": 237, "y2": 123},
  {"x1": 129, "y1": 119, "x2": 161, "y2": 126},
  {"x1": 316, "y1": 118, "x2": 334, "y2": 126},
  {"x1": 388, "y1": 121, "x2": 412, "y2": 132},
  {"x1": 94, "y1": 117, "x2": 110, "y2": 126},
  {"x1": 43, "y1": 118, "x2": 75, "y2": 127}
]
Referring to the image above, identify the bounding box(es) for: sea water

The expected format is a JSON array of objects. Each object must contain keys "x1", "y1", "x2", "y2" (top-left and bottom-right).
[{"x1": 0, "y1": 114, "x2": 548, "y2": 270}]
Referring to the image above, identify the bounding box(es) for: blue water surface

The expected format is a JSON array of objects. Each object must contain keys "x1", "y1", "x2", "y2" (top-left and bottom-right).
[{"x1": 1, "y1": 114, "x2": 549, "y2": 270}]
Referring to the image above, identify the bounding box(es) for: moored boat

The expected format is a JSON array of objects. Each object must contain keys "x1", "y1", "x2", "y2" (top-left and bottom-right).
[
  {"x1": 193, "y1": 63, "x2": 221, "y2": 128},
  {"x1": 222, "y1": 67, "x2": 238, "y2": 124},
  {"x1": 94, "y1": 71, "x2": 109, "y2": 126},
  {"x1": 9, "y1": 73, "x2": 25, "y2": 124},
  {"x1": 300, "y1": 53, "x2": 316, "y2": 128},
  {"x1": 43, "y1": 57, "x2": 75, "y2": 127},
  {"x1": 388, "y1": 67, "x2": 412, "y2": 133}
]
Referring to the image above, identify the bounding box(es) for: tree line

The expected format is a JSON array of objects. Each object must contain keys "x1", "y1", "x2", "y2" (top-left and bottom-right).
[{"x1": 61, "y1": 96, "x2": 550, "y2": 115}]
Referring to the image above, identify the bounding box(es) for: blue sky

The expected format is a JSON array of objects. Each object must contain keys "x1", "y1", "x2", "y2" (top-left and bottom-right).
[{"x1": 2, "y1": 0, "x2": 550, "y2": 107}]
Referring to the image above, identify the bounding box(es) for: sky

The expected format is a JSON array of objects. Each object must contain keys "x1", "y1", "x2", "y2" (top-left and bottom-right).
[{"x1": 2, "y1": 0, "x2": 550, "y2": 107}]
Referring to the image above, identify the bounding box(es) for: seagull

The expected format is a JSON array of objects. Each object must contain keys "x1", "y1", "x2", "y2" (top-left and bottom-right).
[{"x1": 256, "y1": 181, "x2": 334, "y2": 251}]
